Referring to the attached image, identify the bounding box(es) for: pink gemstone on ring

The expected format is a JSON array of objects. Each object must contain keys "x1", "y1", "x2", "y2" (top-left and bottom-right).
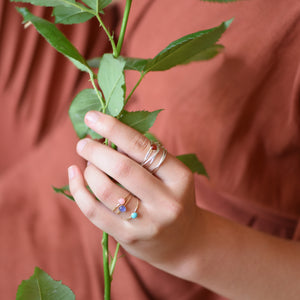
[{"x1": 118, "y1": 198, "x2": 125, "y2": 205}]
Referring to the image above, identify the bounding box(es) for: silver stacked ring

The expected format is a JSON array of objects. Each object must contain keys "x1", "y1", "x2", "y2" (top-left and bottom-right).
[{"x1": 141, "y1": 142, "x2": 167, "y2": 174}]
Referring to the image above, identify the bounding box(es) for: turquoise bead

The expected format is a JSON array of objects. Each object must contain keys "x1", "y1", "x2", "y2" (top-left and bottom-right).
[{"x1": 131, "y1": 212, "x2": 138, "y2": 219}]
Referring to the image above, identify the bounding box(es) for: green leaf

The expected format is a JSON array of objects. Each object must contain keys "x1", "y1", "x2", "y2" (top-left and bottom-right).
[
  {"x1": 10, "y1": 0, "x2": 75, "y2": 7},
  {"x1": 119, "y1": 110, "x2": 162, "y2": 134},
  {"x1": 98, "y1": 54, "x2": 126, "y2": 117},
  {"x1": 182, "y1": 44, "x2": 224, "y2": 64},
  {"x1": 123, "y1": 57, "x2": 151, "y2": 72},
  {"x1": 16, "y1": 267, "x2": 75, "y2": 300},
  {"x1": 82, "y1": 0, "x2": 112, "y2": 12},
  {"x1": 87, "y1": 56, "x2": 151, "y2": 72},
  {"x1": 87, "y1": 57, "x2": 101, "y2": 68},
  {"x1": 52, "y1": 185, "x2": 74, "y2": 201},
  {"x1": 120, "y1": 45, "x2": 223, "y2": 73},
  {"x1": 69, "y1": 89, "x2": 103, "y2": 139},
  {"x1": 53, "y1": 4, "x2": 94, "y2": 24},
  {"x1": 88, "y1": 44, "x2": 224, "y2": 72},
  {"x1": 16, "y1": 8, "x2": 92, "y2": 74},
  {"x1": 144, "y1": 19, "x2": 233, "y2": 72},
  {"x1": 176, "y1": 154, "x2": 208, "y2": 177}
]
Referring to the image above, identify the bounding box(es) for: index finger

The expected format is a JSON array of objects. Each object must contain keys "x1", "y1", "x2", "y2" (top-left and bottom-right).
[{"x1": 84, "y1": 111, "x2": 189, "y2": 185}]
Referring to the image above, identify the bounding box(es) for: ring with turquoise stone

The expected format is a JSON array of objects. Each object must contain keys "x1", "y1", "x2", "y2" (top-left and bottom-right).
[
  {"x1": 112, "y1": 194, "x2": 140, "y2": 220},
  {"x1": 126, "y1": 198, "x2": 140, "y2": 220}
]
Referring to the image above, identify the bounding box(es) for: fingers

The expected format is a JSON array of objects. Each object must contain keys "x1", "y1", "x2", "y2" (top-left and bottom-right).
[
  {"x1": 84, "y1": 111, "x2": 188, "y2": 184},
  {"x1": 84, "y1": 163, "x2": 127, "y2": 209},
  {"x1": 68, "y1": 164, "x2": 158, "y2": 244},
  {"x1": 76, "y1": 138, "x2": 166, "y2": 202},
  {"x1": 84, "y1": 163, "x2": 147, "y2": 219},
  {"x1": 68, "y1": 111, "x2": 197, "y2": 263},
  {"x1": 68, "y1": 165, "x2": 121, "y2": 235}
]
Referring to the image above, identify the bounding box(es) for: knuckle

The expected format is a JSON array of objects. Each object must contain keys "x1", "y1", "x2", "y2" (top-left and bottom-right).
[
  {"x1": 84, "y1": 166, "x2": 113, "y2": 201},
  {"x1": 164, "y1": 201, "x2": 183, "y2": 224},
  {"x1": 170, "y1": 201, "x2": 183, "y2": 218},
  {"x1": 179, "y1": 167, "x2": 194, "y2": 185},
  {"x1": 131, "y1": 133, "x2": 150, "y2": 153},
  {"x1": 99, "y1": 185, "x2": 113, "y2": 202},
  {"x1": 114, "y1": 158, "x2": 132, "y2": 178},
  {"x1": 147, "y1": 222, "x2": 161, "y2": 239},
  {"x1": 103, "y1": 115, "x2": 118, "y2": 137},
  {"x1": 119, "y1": 232, "x2": 137, "y2": 245}
]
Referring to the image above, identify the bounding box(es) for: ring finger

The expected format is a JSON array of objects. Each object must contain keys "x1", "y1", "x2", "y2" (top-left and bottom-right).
[
  {"x1": 82, "y1": 163, "x2": 172, "y2": 242},
  {"x1": 84, "y1": 163, "x2": 146, "y2": 221},
  {"x1": 69, "y1": 164, "x2": 152, "y2": 243}
]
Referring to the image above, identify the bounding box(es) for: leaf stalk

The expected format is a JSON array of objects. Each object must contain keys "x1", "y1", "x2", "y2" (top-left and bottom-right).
[
  {"x1": 89, "y1": 72, "x2": 105, "y2": 109},
  {"x1": 95, "y1": 14, "x2": 117, "y2": 56},
  {"x1": 125, "y1": 72, "x2": 146, "y2": 105},
  {"x1": 109, "y1": 243, "x2": 120, "y2": 277}
]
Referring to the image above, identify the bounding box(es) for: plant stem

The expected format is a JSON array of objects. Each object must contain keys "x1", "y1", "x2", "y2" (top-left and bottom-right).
[
  {"x1": 102, "y1": 232, "x2": 111, "y2": 300},
  {"x1": 116, "y1": 0, "x2": 132, "y2": 57},
  {"x1": 109, "y1": 243, "x2": 120, "y2": 277},
  {"x1": 102, "y1": 139, "x2": 121, "y2": 300},
  {"x1": 125, "y1": 72, "x2": 145, "y2": 105},
  {"x1": 89, "y1": 72, "x2": 105, "y2": 109},
  {"x1": 95, "y1": 14, "x2": 117, "y2": 57},
  {"x1": 100, "y1": 1, "x2": 133, "y2": 297}
]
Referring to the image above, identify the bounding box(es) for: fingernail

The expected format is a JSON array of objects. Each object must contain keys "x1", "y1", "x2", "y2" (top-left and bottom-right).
[
  {"x1": 77, "y1": 139, "x2": 88, "y2": 153},
  {"x1": 85, "y1": 111, "x2": 102, "y2": 124},
  {"x1": 68, "y1": 166, "x2": 77, "y2": 180}
]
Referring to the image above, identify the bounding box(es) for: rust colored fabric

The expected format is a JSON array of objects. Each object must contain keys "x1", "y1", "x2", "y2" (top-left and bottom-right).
[{"x1": 1, "y1": 1, "x2": 300, "y2": 299}]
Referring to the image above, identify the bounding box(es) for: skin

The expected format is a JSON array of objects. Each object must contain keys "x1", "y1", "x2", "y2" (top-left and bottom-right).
[{"x1": 68, "y1": 110, "x2": 300, "y2": 300}]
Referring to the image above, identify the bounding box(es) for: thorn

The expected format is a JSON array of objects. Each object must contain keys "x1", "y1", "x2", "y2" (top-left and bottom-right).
[{"x1": 24, "y1": 21, "x2": 32, "y2": 29}]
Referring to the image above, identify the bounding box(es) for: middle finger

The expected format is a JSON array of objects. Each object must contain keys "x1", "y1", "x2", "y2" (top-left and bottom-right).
[{"x1": 77, "y1": 138, "x2": 167, "y2": 202}]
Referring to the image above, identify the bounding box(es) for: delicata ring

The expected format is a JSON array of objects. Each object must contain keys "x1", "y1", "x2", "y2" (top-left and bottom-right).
[
  {"x1": 141, "y1": 142, "x2": 167, "y2": 173},
  {"x1": 113, "y1": 194, "x2": 139, "y2": 220}
]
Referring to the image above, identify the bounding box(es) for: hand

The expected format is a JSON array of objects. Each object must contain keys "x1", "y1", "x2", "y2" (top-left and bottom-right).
[
  {"x1": 68, "y1": 111, "x2": 200, "y2": 273},
  {"x1": 68, "y1": 111, "x2": 300, "y2": 299}
]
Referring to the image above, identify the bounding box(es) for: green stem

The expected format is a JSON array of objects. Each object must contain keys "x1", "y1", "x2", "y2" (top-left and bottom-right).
[
  {"x1": 102, "y1": 139, "x2": 110, "y2": 300},
  {"x1": 95, "y1": 14, "x2": 117, "y2": 57},
  {"x1": 99, "y1": 2, "x2": 133, "y2": 298},
  {"x1": 89, "y1": 72, "x2": 105, "y2": 109},
  {"x1": 125, "y1": 72, "x2": 146, "y2": 105},
  {"x1": 116, "y1": 0, "x2": 132, "y2": 57},
  {"x1": 109, "y1": 243, "x2": 120, "y2": 277},
  {"x1": 102, "y1": 232, "x2": 111, "y2": 300}
]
